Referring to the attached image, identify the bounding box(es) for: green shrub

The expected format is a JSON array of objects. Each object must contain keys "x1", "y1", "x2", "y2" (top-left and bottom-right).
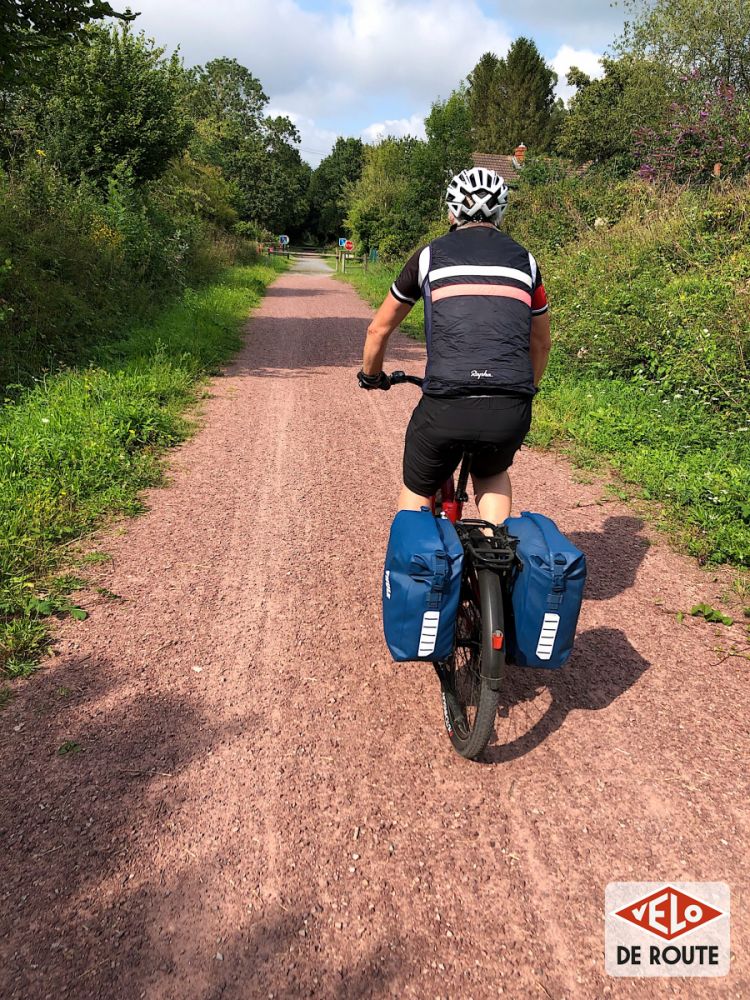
[{"x1": 0, "y1": 154, "x2": 247, "y2": 388}]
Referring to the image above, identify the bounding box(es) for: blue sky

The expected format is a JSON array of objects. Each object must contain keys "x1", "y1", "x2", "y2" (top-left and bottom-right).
[{"x1": 133, "y1": 0, "x2": 628, "y2": 164}]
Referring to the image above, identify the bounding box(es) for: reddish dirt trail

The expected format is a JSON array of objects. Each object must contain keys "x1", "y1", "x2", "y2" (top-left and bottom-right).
[{"x1": 1, "y1": 267, "x2": 748, "y2": 999}]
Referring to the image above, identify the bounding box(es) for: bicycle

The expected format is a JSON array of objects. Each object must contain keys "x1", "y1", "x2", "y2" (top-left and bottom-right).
[{"x1": 388, "y1": 371, "x2": 519, "y2": 760}]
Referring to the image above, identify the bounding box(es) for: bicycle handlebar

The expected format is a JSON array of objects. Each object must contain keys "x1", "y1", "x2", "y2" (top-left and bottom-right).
[{"x1": 389, "y1": 370, "x2": 424, "y2": 387}]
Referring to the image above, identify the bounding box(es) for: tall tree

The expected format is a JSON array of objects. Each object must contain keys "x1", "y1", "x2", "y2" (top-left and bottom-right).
[
  {"x1": 467, "y1": 52, "x2": 500, "y2": 151},
  {"x1": 493, "y1": 37, "x2": 560, "y2": 152},
  {"x1": 345, "y1": 137, "x2": 423, "y2": 255},
  {"x1": 619, "y1": 0, "x2": 750, "y2": 92},
  {"x1": 187, "y1": 58, "x2": 310, "y2": 233},
  {"x1": 406, "y1": 88, "x2": 473, "y2": 222},
  {"x1": 240, "y1": 115, "x2": 311, "y2": 234},
  {"x1": 188, "y1": 57, "x2": 267, "y2": 135},
  {"x1": 307, "y1": 137, "x2": 365, "y2": 243}
]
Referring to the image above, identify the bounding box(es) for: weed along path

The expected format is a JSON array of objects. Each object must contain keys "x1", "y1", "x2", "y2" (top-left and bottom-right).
[{"x1": 1, "y1": 264, "x2": 749, "y2": 999}]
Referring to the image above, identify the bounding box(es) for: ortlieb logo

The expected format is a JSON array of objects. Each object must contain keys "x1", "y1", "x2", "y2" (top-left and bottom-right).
[
  {"x1": 384, "y1": 570, "x2": 391, "y2": 599},
  {"x1": 605, "y1": 882, "x2": 730, "y2": 978},
  {"x1": 615, "y1": 886, "x2": 722, "y2": 941}
]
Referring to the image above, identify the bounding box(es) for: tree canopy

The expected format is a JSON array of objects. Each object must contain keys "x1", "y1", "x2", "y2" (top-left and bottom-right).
[
  {"x1": 557, "y1": 56, "x2": 673, "y2": 168},
  {"x1": 307, "y1": 137, "x2": 365, "y2": 243},
  {"x1": 6, "y1": 26, "x2": 191, "y2": 184},
  {"x1": 0, "y1": 0, "x2": 136, "y2": 83},
  {"x1": 619, "y1": 0, "x2": 750, "y2": 92},
  {"x1": 467, "y1": 40, "x2": 561, "y2": 154}
]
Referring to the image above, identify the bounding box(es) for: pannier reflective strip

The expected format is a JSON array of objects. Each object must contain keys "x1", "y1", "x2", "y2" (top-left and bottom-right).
[
  {"x1": 535, "y1": 613, "x2": 560, "y2": 660},
  {"x1": 418, "y1": 611, "x2": 441, "y2": 657}
]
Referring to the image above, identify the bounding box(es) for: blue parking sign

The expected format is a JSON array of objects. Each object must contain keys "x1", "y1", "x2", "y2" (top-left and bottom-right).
[{"x1": 339, "y1": 238, "x2": 347, "y2": 247}]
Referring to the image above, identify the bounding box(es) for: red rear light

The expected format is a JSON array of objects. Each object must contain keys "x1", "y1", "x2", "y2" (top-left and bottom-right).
[{"x1": 492, "y1": 631, "x2": 504, "y2": 650}]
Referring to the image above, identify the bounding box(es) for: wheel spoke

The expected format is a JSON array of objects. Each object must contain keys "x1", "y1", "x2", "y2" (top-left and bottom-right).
[{"x1": 443, "y1": 572, "x2": 484, "y2": 740}]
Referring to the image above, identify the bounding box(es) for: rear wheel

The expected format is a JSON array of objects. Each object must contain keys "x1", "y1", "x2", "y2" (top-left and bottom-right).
[{"x1": 437, "y1": 563, "x2": 504, "y2": 760}]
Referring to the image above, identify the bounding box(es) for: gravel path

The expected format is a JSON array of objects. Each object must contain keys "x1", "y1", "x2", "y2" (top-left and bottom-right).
[{"x1": 1, "y1": 269, "x2": 748, "y2": 999}]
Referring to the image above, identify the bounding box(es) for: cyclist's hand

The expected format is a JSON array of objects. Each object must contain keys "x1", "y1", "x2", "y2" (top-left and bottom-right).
[{"x1": 357, "y1": 369, "x2": 391, "y2": 391}]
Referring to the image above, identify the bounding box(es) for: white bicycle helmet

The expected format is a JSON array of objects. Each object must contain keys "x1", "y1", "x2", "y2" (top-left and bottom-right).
[{"x1": 446, "y1": 167, "x2": 509, "y2": 225}]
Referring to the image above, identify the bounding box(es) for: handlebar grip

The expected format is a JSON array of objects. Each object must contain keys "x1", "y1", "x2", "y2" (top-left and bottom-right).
[{"x1": 389, "y1": 370, "x2": 407, "y2": 384}]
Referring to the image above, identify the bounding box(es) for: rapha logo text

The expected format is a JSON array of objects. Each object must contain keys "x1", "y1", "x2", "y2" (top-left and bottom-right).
[{"x1": 471, "y1": 370, "x2": 492, "y2": 378}]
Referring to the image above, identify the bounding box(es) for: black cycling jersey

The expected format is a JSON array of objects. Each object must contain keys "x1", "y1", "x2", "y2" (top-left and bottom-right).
[{"x1": 391, "y1": 225, "x2": 548, "y2": 398}]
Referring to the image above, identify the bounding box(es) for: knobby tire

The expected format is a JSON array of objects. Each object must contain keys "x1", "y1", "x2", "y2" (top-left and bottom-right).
[{"x1": 438, "y1": 562, "x2": 503, "y2": 760}]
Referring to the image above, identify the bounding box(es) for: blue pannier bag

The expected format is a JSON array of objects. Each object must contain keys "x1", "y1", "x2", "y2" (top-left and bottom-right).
[
  {"x1": 382, "y1": 508, "x2": 464, "y2": 662},
  {"x1": 503, "y1": 512, "x2": 586, "y2": 669}
]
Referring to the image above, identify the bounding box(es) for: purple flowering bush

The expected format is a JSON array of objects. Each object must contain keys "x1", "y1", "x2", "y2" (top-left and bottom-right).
[{"x1": 636, "y1": 79, "x2": 750, "y2": 183}]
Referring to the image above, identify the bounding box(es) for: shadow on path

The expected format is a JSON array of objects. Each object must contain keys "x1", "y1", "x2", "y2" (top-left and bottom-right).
[
  {"x1": 569, "y1": 516, "x2": 649, "y2": 601},
  {"x1": 484, "y1": 627, "x2": 650, "y2": 764}
]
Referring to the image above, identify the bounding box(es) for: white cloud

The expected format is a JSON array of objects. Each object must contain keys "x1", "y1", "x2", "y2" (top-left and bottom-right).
[
  {"x1": 133, "y1": 1, "x2": 612, "y2": 165},
  {"x1": 551, "y1": 45, "x2": 604, "y2": 104},
  {"x1": 361, "y1": 114, "x2": 427, "y2": 144},
  {"x1": 134, "y1": 0, "x2": 512, "y2": 130},
  {"x1": 487, "y1": 0, "x2": 625, "y2": 50}
]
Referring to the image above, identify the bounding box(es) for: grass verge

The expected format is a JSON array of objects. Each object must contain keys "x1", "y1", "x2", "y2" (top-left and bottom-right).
[
  {"x1": 339, "y1": 264, "x2": 750, "y2": 575},
  {"x1": 0, "y1": 257, "x2": 287, "y2": 678}
]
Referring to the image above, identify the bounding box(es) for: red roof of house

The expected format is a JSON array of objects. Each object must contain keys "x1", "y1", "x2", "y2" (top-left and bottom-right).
[{"x1": 471, "y1": 152, "x2": 521, "y2": 181}]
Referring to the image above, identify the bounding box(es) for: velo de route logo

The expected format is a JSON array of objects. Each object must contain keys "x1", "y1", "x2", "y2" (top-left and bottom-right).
[{"x1": 605, "y1": 883, "x2": 730, "y2": 977}]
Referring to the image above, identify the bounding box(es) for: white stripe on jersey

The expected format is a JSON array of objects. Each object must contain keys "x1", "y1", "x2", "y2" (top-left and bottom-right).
[
  {"x1": 529, "y1": 253, "x2": 538, "y2": 287},
  {"x1": 427, "y1": 265, "x2": 533, "y2": 288},
  {"x1": 418, "y1": 246, "x2": 431, "y2": 288},
  {"x1": 390, "y1": 282, "x2": 417, "y2": 305}
]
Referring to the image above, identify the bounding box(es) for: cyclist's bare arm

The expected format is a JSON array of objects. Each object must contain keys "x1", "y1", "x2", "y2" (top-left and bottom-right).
[
  {"x1": 362, "y1": 293, "x2": 413, "y2": 375},
  {"x1": 530, "y1": 311, "x2": 551, "y2": 386}
]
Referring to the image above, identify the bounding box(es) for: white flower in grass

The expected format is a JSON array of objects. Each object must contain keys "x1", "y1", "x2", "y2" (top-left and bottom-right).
[{"x1": 41, "y1": 417, "x2": 49, "y2": 424}]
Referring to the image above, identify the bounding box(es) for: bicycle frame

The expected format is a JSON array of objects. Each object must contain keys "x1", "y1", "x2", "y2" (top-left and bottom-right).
[{"x1": 432, "y1": 451, "x2": 472, "y2": 524}]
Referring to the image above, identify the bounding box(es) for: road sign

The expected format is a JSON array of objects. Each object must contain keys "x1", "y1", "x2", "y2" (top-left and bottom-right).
[
  {"x1": 338, "y1": 237, "x2": 347, "y2": 248},
  {"x1": 345, "y1": 240, "x2": 354, "y2": 252},
  {"x1": 279, "y1": 235, "x2": 290, "y2": 246}
]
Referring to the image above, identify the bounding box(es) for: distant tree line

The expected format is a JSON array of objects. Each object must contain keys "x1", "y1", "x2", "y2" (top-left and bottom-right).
[{"x1": 1, "y1": 0, "x2": 749, "y2": 267}]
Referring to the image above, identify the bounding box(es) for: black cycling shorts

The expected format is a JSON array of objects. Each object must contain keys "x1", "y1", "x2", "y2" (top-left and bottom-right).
[{"x1": 403, "y1": 394, "x2": 532, "y2": 498}]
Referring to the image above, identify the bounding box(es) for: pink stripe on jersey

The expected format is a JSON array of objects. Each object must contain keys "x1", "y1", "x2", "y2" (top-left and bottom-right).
[{"x1": 431, "y1": 284, "x2": 532, "y2": 306}]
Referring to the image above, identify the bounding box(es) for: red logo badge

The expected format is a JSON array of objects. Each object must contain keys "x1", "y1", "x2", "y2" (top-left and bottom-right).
[{"x1": 615, "y1": 886, "x2": 723, "y2": 941}]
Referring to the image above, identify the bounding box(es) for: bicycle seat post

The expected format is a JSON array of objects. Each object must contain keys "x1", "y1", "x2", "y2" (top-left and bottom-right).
[{"x1": 455, "y1": 451, "x2": 473, "y2": 504}]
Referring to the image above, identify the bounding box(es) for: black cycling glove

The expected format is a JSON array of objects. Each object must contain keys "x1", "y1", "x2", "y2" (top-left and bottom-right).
[{"x1": 357, "y1": 370, "x2": 390, "y2": 391}]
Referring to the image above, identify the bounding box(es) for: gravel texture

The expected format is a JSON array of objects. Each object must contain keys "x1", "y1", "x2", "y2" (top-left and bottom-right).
[{"x1": 1, "y1": 267, "x2": 748, "y2": 999}]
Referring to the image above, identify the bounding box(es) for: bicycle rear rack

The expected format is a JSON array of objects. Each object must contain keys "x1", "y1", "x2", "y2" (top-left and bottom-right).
[{"x1": 456, "y1": 520, "x2": 518, "y2": 572}]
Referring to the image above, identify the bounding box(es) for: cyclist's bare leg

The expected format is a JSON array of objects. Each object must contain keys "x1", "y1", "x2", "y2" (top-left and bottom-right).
[
  {"x1": 398, "y1": 485, "x2": 432, "y2": 511},
  {"x1": 472, "y1": 470, "x2": 512, "y2": 524}
]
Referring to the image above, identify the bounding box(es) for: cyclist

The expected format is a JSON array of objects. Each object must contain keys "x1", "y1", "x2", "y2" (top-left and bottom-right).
[{"x1": 357, "y1": 167, "x2": 551, "y2": 524}]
